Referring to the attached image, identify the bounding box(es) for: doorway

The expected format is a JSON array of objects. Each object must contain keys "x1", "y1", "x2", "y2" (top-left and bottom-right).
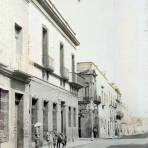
[
  {"x1": 61, "y1": 101, "x2": 66, "y2": 135},
  {"x1": 15, "y1": 93, "x2": 24, "y2": 148}
]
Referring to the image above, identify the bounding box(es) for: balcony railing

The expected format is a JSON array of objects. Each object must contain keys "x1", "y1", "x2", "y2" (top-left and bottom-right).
[
  {"x1": 94, "y1": 95, "x2": 101, "y2": 105},
  {"x1": 43, "y1": 55, "x2": 54, "y2": 72},
  {"x1": 61, "y1": 66, "x2": 69, "y2": 80},
  {"x1": 69, "y1": 72, "x2": 85, "y2": 89}
]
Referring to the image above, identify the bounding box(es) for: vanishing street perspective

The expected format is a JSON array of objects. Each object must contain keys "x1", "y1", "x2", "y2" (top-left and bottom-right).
[{"x1": 0, "y1": 0, "x2": 148, "y2": 148}]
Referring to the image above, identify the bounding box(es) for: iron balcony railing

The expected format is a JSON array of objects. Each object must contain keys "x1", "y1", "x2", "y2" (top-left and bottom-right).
[
  {"x1": 69, "y1": 72, "x2": 85, "y2": 88},
  {"x1": 94, "y1": 95, "x2": 101, "y2": 105},
  {"x1": 61, "y1": 66, "x2": 69, "y2": 80},
  {"x1": 43, "y1": 55, "x2": 54, "y2": 72}
]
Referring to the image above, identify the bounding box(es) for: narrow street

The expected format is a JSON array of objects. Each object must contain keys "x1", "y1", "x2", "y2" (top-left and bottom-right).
[{"x1": 72, "y1": 133, "x2": 148, "y2": 148}]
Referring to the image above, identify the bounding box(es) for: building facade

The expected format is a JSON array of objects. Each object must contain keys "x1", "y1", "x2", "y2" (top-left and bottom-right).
[
  {"x1": 0, "y1": 0, "x2": 83, "y2": 148},
  {"x1": 114, "y1": 87, "x2": 124, "y2": 137},
  {"x1": 77, "y1": 62, "x2": 119, "y2": 139}
]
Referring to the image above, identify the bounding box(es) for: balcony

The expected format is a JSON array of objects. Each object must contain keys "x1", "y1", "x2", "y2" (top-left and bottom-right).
[
  {"x1": 116, "y1": 110, "x2": 124, "y2": 120},
  {"x1": 61, "y1": 66, "x2": 69, "y2": 80},
  {"x1": 43, "y1": 55, "x2": 54, "y2": 72},
  {"x1": 69, "y1": 72, "x2": 85, "y2": 89},
  {"x1": 93, "y1": 95, "x2": 101, "y2": 105}
]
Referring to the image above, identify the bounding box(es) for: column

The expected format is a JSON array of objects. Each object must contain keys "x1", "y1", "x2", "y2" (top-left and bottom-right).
[
  {"x1": 37, "y1": 99, "x2": 43, "y2": 139},
  {"x1": 57, "y1": 101, "x2": 61, "y2": 132}
]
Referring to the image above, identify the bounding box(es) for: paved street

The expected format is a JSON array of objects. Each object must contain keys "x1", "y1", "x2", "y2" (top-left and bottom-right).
[{"x1": 71, "y1": 134, "x2": 148, "y2": 148}]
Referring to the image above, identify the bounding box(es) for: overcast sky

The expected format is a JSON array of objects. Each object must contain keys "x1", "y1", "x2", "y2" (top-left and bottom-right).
[{"x1": 53, "y1": 0, "x2": 148, "y2": 117}]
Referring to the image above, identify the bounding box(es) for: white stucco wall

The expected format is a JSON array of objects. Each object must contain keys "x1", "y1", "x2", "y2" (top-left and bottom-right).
[
  {"x1": 28, "y1": 1, "x2": 78, "y2": 90},
  {"x1": 0, "y1": 0, "x2": 29, "y2": 71}
]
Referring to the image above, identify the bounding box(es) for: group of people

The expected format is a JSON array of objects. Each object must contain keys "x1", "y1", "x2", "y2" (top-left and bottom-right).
[
  {"x1": 46, "y1": 131, "x2": 67, "y2": 148},
  {"x1": 34, "y1": 126, "x2": 67, "y2": 148}
]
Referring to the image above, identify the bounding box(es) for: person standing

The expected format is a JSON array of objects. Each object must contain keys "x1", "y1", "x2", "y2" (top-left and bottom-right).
[
  {"x1": 57, "y1": 133, "x2": 62, "y2": 148},
  {"x1": 34, "y1": 123, "x2": 43, "y2": 148},
  {"x1": 53, "y1": 131, "x2": 57, "y2": 148},
  {"x1": 61, "y1": 133, "x2": 67, "y2": 148},
  {"x1": 93, "y1": 127, "x2": 98, "y2": 138},
  {"x1": 46, "y1": 131, "x2": 53, "y2": 148}
]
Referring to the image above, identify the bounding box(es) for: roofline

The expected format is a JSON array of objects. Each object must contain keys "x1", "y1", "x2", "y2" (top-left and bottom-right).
[
  {"x1": 77, "y1": 62, "x2": 108, "y2": 81},
  {"x1": 77, "y1": 62, "x2": 122, "y2": 93},
  {"x1": 36, "y1": 0, "x2": 80, "y2": 46}
]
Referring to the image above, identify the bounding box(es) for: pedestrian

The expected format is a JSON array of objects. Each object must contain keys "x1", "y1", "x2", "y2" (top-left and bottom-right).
[
  {"x1": 57, "y1": 133, "x2": 62, "y2": 148},
  {"x1": 34, "y1": 123, "x2": 43, "y2": 148},
  {"x1": 46, "y1": 131, "x2": 53, "y2": 148},
  {"x1": 53, "y1": 131, "x2": 57, "y2": 148},
  {"x1": 61, "y1": 133, "x2": 67, "y2": 148},
  {"x1": 93, "y1": 127, "x2": 97, "y2": 138}
]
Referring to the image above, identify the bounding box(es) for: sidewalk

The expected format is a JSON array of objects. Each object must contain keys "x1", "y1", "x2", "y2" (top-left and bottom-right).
[
  {"x1": 42, "y1": 138, "x2": 93, "y2": 148},
  {"x1": 67, "y1": 138, "x2": 93, "y2": 148}
]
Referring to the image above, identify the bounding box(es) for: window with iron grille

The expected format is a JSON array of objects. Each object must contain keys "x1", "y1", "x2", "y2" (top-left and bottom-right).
[
  {"x1": 31, "y1": 98, "x2": 38, "y2": 141},
  {"x1": 0, "y1": 89, "x2": 9, "y2": 143},
  {"x1": 68, "y1": 107, "x2": 71, "y2": 127},
  {"x1": 43, "y1": 101, "x2": 48, "y2": 139}
]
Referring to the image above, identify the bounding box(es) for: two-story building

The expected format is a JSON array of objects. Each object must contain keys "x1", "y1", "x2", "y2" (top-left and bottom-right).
[{"x1": 0, "y1": 0, "x2": 83, "y2": 148}]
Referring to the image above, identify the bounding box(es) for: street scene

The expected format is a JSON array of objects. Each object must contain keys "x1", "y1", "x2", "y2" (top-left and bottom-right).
[{"x1": 0, "y1": 0, "x2": 148, "y2": 148}]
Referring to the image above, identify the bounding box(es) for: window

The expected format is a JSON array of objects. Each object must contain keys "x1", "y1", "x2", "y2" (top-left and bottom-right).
[
  {"x1": 73, "y1": 108, "x2": 76, "y2": 127},
  {"x1": 0, "y1": 89, "x2": 9, "y2": 142},
  {"x1": 60, "y1": 43, "x2": 64, "y2": 75},
  {"x1": 42, "y1": 26, "x2": 48, "y2": 66},
  {"x1": 15, "y1": 23, "x2": 22, "y2": 55},
  {"x1": 43, "y1": 101, "x2": 48, "y2": 139},
  {"x1": 72, "y1": 54, "x2": 75, "y2": 73},
  {"x1": 31, "y1": 98, "x2": 38, "y2": 141},
  {"x1": 68, "y1": 107, "x2": 71, "y2": 127}
]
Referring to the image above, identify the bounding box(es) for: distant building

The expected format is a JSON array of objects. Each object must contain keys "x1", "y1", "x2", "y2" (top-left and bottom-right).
[
  {"x1": 114, "y1": 88, "x2": 124, "y2": 137},
  {"x1": 77, "y1": 62, "x2": 121, "y2": 138}
]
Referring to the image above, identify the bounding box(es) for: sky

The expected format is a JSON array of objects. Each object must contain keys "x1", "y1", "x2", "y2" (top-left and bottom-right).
[{"x1": 52, "y1": 0, "x2": 148, "y2": 117}]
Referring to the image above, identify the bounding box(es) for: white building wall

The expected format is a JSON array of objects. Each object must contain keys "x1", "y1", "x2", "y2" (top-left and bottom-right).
[
  {"x1": 28, "y1": 1, "x2": 77, "y2": 90},
  {"x1": 0, "y1": 0, "x2": 29, "y2": 71}
]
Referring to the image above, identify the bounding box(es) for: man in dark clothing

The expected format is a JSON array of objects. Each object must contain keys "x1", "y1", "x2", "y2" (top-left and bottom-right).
[
  {"x1": 93, "y1": 127, "x2": 98, "y2": 138},
  {"x1": 57, "y1": 133, "x2": 62, "y2": 148}
]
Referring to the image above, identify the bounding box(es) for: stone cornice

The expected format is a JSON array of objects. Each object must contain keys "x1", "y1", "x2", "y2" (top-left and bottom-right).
[
  {"x1": 36, "y1": 0, "x2": 80, "y2": 46},
  {"x1": 0, "y1": 64, "x2": 31, "y2": 84}
]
